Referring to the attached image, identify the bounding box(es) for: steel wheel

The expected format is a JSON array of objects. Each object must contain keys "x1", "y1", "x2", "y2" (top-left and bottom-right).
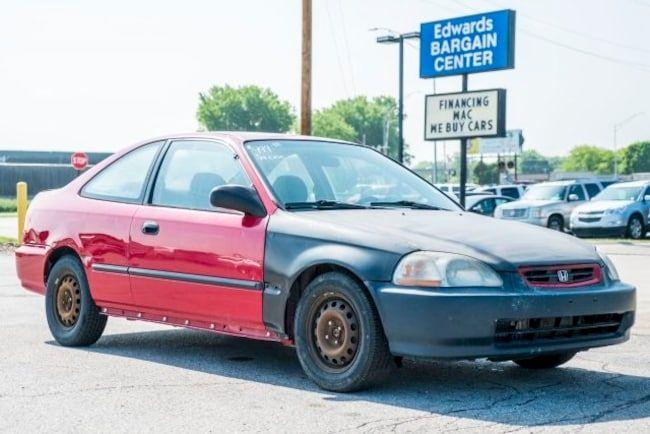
[
  {"x1": 309, "y1": 296, "x2": 359, "y2": 372},
  {"x1": 55, "y1": 275, "x2": 81, "y2": 327},
  {"x1": 628, "y1": 217, "x2": 644, "y2": 239}
]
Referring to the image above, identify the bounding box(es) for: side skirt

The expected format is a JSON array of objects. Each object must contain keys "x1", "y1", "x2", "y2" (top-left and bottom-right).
[{"x1": 97, "y1": 305, "x2": 292, "y2": 344}]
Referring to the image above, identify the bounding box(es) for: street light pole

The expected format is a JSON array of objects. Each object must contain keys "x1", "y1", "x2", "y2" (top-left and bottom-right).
[
  {"x1": 613, "y1": 112, "x2": 644, "y2": 178},
  {"x1": 374, "y1": 30, "x2": 419, "y2": 164}
]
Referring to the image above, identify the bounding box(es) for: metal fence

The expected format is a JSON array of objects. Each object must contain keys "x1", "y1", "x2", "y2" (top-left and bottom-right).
[{"x1": 0, "y1": 163, "x2": 87, "y2": 197}]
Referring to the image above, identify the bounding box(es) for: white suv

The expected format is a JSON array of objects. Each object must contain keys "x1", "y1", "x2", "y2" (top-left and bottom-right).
[
  {"x1": 495, "y1": 180, "x2": 603, "y2": 231},
  {"x1": 475, "y1": 184, "x2": 526, "y2": 200}
]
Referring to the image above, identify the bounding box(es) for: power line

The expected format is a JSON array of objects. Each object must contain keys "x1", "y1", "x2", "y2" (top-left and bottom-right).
[
  {"x1": 482, "y1": 0, "x2": 650, "y2": 54},
  {"x1": 324, "y1": 0, "x2": 350, "y2": 97},
  {"x1": 420, "y1": 0, "x2": 650, "y2": 72},
  {"x1": 336, "y1": 0, "x2": 357, "y2": 95}
]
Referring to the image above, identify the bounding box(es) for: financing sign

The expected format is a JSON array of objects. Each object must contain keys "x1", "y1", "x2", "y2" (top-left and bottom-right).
[
  {"x1": 420, "y1": 10, "x2": 516, "y2": 78},
  {"x1": 424, "y1": 89, "x2": 506, "y2": 141}
]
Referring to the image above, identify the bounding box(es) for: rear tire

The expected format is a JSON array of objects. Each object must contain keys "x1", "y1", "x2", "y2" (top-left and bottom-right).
[
  {"x1": 547, "y1": 215, "x2": 564, "y2": 232},
  {"x1": 626, "y1": 215, "x2": 645, "y2": 240},
  {"x1": 45, "y1": 255, "x2": 107, "y2": 346},
  {"x1": 294, "y1": 272, "x2": 393, "y2": 392},
  {"x1": 513, "y1": 352, "x2": 576, "y2": 369}
]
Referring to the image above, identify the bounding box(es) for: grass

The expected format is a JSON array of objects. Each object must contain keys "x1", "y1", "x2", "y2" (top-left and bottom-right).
[
  {"x1": 0, "y1": 235, "x2": 17, "y2": 244},
  {"x1": 0, "y1": 197, "x2": 18, "y2": 213}
]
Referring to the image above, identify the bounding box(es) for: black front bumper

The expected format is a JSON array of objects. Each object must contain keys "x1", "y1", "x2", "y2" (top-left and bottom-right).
[
  {"x1": 572, "y1": 226, "x2": 627, "y2": 238},
  {"x1": 367, "y1": 280, "x2": 636, "y2": 360}
]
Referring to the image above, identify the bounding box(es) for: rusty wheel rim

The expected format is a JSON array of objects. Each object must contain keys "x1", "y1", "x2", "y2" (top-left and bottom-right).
[
  {"x1": 310, "y1": 297, "x2": 359, "y2": 372},
  {"x1": 55, "y1": 275, "x2": 81, "y2": 327}
]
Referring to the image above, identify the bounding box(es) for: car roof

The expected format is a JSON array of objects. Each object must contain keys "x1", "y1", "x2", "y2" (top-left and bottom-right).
[
  {"x1": 534, "y1": 179, "x2": 598, "y2": 186},
  {"x1": 606, "y1": 180, "x2": 650, "y2": 187},
  {"x1": 154, "y1": 131, "x2": 355, "y2": 145}
]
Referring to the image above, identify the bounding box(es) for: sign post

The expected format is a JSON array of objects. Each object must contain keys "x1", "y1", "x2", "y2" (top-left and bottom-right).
[{"x1": 420, "y1": 9, "x2": 515, "y2": 206}]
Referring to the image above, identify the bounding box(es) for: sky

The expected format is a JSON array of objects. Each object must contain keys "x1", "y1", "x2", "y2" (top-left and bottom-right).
[{"x1": 0, "y1": 0, "x2": 649, "y2": 165}]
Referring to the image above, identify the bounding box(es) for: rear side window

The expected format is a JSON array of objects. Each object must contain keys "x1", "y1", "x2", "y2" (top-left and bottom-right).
[
  {"x1": 151, "y1": 140, "x2": 251, "y2": 211},
  {"x1": 501, "y1": 187, "x2": 519, "y2": 198},
  {"x1": 81, "y1": 141, "x2": 163, "y2": 203},
  {"x1": 484, "y1": 188, "x2": 496, "y2": 194},
  {"x1": 585, "y1": 183, "x2": 601, "y2": 199}
]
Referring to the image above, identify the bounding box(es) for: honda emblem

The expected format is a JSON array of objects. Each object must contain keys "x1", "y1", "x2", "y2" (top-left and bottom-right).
[{"x1": 557, "y1": 269, "x2": 570, "y2": 283}]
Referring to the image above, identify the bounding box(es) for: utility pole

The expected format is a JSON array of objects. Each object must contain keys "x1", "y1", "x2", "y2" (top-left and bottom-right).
[
  {"x1": 375, "y1": 30, "x2": 419, "y2": 163},
  {"x1": 300, "y1": 0, "x2": 312, "y2": 135},
  {"x1": 459, "y1": 74, "x2": 468, "y2": 207}
]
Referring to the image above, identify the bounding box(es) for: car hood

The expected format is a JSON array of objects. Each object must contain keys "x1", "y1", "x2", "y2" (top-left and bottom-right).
[
  {"x1": 275, "y1": 209, "x2": 601, "y2": 271},
  {"x1": 498, "y1": 199, "x2": 558, "y2": 209},
  {"x1": 574, "y1": 200, "x2": 633, "y2": 212}
]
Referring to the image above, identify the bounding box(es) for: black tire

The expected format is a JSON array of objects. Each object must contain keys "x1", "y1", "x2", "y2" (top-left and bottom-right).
[
  {"x1": 547, "y1": 215, "x2": 564, "y2": 232},
  {"x1": 45, "y1": 255, "x2": 107, "y2": 346},
  {"x1": 626, "y1": 215, "x2": 645, "y2": 240},
  {"x1": 294, "y1": 271, "x2": 393, "y2": 392},
  {"x1": 513, "y1": 351, "x2": 576, "y2": 369}
]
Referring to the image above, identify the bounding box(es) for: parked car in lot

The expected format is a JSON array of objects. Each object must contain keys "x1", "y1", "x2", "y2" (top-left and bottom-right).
[
  {"x1": 571, "y1": 181, "x2": 650, "y2": 239},
  {"x1": 435, "y1": 183, "x2": 478, "y2": 197},
  {"x1": 495, "y1": 179, "x2": 603, "y2": 231},
  {"x1": 474, "y1": 184, "x2": 526, "y2": 200},
  {"x1": 15, "y1": 133, "x2": 635, "y2": 392},
  {"x1": 465, "y1": 193, "x2": 514, "y2": 216}
]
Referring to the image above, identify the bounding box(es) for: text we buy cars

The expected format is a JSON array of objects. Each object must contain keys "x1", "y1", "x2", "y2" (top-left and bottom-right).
[{"x1": 420, "y1": 10, "x2": 516, "y2": 77}]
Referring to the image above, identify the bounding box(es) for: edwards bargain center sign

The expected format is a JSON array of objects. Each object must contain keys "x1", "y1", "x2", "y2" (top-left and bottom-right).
[{"x1": 420, "y1": 10, "x2": 515, "y2": 78}]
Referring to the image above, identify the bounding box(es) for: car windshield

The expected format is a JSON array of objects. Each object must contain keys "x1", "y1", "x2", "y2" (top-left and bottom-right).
[
  {"x1": 522, "y1": 184, "x2": 567, "y2": 201},
  {"x1": 244, "y1": 140, "x2": 460, "y2": 211},
  {"x1": 594, "y1": 186, "x2": 642, "y2": 201}
]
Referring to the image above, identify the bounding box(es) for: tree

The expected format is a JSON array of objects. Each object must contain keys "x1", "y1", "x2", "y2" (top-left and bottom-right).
[
  {"x1": 518, "y1": 150, "x2": 557, "y2": 174},
  {"x1": 562, "y1": 145, "x2": 615, "y2": 175},
  {"x1": 619, "y1": 141, "x2": 650, "y2": 174},
  {"x1": 473, "y1": 160, "x2": 499, "y2": 185},
  {"x1": 197, "y1": 85, "x2": 295, "y2": 132},
  {"x1": 311, "y1": 96, "x2": 411, "y2": 163}
]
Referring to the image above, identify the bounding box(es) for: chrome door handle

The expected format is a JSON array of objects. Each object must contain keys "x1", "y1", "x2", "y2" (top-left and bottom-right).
[{"x1": 141, "y1": 220, "x2": 159, "y2": 235}]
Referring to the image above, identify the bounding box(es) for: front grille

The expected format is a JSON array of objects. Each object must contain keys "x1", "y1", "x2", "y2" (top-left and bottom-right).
[
  {"x1": 503, "y1": 208, "x2": 527, "y2": 218},
  {"x1": 495, "y1": 313, "x2": 625, "y2": 346},
  {"x1": 579, "y1": 217, "x2": 601, "y2": 223},
  {"x1": 519, "y1": 264, "x2": 602, "y2": 288}
]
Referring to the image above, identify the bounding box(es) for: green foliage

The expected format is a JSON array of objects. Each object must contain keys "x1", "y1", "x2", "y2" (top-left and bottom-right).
[
  {"x1": 562, "y1": 145, "x2": 615, "y2": 175},
  {"x1": 197, "y1": 85, "x2": 295, "y2": 132},
  {"x1": 473, "y1": 161, "x2": 499, "y2": 185},
  {"x1": 0, "y1": 197, "x2": 18, "y2": 213},
  {"x1": 619, "y1": 141, "x2": 650, "y2": 174},
  {"x1": 312, "y1": 96, "x2": 410, "y2": 161},
  {"x1": 311, "y1": 110, "x2": 357, "y2": 142},
  {"x1": 518, "y1": 150, "x2": 558, "y2": 174}
]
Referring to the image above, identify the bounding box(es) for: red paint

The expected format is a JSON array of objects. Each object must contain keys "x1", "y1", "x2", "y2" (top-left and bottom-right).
[
  {"x1": 15, "y1": 133, "x2": 280, "y2": 341},
  {"x1": 518, "y1": 263, "x2": 602, "y2": 288},
  {"x1": 71, "y1": 152, "x2": 89, "y2": 170}
]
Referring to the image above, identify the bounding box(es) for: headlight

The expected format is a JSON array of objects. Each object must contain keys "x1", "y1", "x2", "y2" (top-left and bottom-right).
[
  {"x1": 605, "y1": 207, "x2": 626, "y2": 215},
  {"x1": 392, "y1": 251, "x2": 503, "y2": 287},
  {"x1": 596, "y1": 247, "x2": 619, "y2": 281}
]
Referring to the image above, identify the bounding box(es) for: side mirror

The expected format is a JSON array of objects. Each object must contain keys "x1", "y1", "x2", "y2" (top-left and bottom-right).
[
  {"x1": 644, "y1": 195, "x2": 650, "y2": 202},
  {"x1": 568, "y1": 193, "x2": 580, "y2": 202},
  {"x1": 210, "y1": 185, "x2": 267, "y2": 217}
]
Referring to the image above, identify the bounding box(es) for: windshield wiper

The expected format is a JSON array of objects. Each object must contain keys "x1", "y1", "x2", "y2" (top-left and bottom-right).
[
  {"x1": 284, "y1": 200, "x2": 368, "y2": 210},
  {"x1": 369, "y1": 200, "x2": 442, "y2": 210}
]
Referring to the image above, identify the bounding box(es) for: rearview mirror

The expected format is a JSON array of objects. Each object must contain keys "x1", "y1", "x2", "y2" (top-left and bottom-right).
[
  {"x1": 568, "y1": 193, "x2": 580, "y2": 202},
  {"x1": 210, "y1": 185, "x2": 267, "y2": 217}
]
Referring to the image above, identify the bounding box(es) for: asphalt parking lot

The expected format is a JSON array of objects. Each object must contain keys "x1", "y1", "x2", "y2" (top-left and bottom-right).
[{"x1": 1, "y1": 242, "x2": 648, "y2": 433}]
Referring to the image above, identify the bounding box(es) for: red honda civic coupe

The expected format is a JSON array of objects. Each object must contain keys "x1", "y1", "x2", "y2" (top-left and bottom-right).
[{"x1": 16, "y1": 133, "x2": 635, "y2": 392}]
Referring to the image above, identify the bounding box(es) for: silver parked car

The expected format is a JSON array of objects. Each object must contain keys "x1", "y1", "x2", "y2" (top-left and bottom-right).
[
  {"x1": 494, "y1": 179, "x2": 603, "y2": 231},
  {"x1": 570, "y1": 181, "x2": 650, "y2": 239}
]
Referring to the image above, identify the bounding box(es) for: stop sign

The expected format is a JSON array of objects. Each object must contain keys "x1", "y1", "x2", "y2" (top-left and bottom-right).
[{"x1": 71, "y1": 152, "x2": 89, "y2": 171}]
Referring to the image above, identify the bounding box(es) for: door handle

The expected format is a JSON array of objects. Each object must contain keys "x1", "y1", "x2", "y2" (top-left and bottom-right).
[{"x1": 141, "y1": 220, "x2": 159, "y2": 235}]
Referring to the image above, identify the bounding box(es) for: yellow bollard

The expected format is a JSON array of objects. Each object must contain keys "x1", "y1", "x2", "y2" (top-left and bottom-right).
[{"x1": 16, "y1": 182, "x2": 28, "y2": 243}]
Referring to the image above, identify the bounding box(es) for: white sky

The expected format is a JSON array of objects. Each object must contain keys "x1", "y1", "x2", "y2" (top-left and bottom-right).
[{"x1": 1, "y1": 0, "x2": 649, "y2": 165}]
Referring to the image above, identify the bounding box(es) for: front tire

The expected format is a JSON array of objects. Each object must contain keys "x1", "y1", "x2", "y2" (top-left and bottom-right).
[
  {"x1": 513, "y1": 352, "x2": 576, "y2": 369},
  {"x1": 45, "y1": 255, "x2": 107, "y2": 346},
  {"x1": 626, "y1": 215, "x2": 645, "y2": 240},
  {"x1": 294, "y1": 272, "x2": 393, "y2": 392},
  {"x1": 547, "y1": 215, "x2": 564, "y2": 232}
]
